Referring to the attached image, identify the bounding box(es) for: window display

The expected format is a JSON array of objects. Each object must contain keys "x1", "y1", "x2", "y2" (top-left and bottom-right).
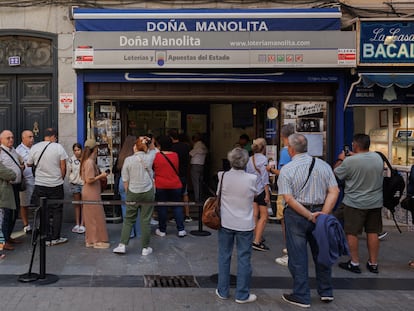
[{"x1": 86, "y1": 100, "x2": 121, "y2": 194}]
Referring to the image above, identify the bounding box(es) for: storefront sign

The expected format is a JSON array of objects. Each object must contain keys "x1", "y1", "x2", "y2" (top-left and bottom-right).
[
  {"x1": 59, "y1": 93, "x2": 74, "y2": 113},
  {"x1": 348, "y1": 84, "x2": 414, "y2": 105},
  {"x1": 73, "y1": 31, "x2": 355, "y2": 69},
  {"x1": 358, "y1": 19, "x2": 414, "y2": 66}
]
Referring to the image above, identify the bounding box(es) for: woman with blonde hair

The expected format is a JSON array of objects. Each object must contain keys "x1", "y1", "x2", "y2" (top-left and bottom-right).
[
  {"x1": 80, "y1": 139, "x2": 110, "y2": 249},
  {"x1": 246, "y1": 138, "x2": 271, "y2": 251}
]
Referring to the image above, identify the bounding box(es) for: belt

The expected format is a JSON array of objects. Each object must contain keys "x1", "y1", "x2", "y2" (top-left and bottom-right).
[{"x1": 301, "y1": 204, "x2": 324, "y2": 210}]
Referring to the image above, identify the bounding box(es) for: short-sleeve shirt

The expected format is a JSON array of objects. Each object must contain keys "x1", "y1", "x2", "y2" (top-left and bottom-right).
[
  {"x1": 334, "y1": 152, "x2": 383, "y2": 209},
  {"x1": 246, "y1": 153, "x2": 269, "y2": 194},
  {"x1": 278, "y1": 146, "x2": 291, "y2": 170},
  {"x1": 27, "y1": 141, "x2": 68, "y2": 187}
]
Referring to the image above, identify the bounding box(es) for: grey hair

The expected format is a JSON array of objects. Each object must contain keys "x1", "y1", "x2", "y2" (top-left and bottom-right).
[
  {"x1": 227, "y1": 147, "x2": 249, "y2": 170},
  {"x1": 288, "y1": 133, "x2": 308, "y2": 153},
  {"x1": 281, "y1": 123, "x2": 295, "y2": 138}
]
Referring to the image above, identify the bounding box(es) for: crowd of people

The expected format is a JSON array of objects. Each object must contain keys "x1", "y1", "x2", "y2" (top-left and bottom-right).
[
  {"x1": 0, "y1": 128, "x2": 209, "y2": 257},
  {"x1": 1, "y1": 128, "x2": 414, "y2": 308}
]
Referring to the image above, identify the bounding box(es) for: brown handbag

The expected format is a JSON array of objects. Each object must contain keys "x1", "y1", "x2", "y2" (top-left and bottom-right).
[{"x1": 202, "y1": 172, "x2": 225, "y2": 230}]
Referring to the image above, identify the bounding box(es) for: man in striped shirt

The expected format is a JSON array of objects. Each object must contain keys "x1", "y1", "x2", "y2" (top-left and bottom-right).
[{"x1": 277, "y1": 133, "x2": 339, "y2": 308}]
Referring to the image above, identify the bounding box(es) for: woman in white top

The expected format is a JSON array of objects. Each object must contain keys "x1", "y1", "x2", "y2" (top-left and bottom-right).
[
  {"x1": 68, "y1": 143, "x2": 85, "y2": 234},
  {"x1": 246, "y1": 138, "x2": 271, "y2": 251},
  {"x1": 216, "y1": 147, "x2": 258, "y2": 304}
]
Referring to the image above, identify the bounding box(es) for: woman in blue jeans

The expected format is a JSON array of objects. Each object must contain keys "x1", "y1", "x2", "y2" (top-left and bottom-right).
[{"x1": 216, "y1": 147, "x2": 258, "y2": 304}]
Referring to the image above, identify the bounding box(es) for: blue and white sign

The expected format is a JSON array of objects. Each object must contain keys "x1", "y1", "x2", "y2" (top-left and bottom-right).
[
  {"x1": 358, "y1": 20, "x2": 414, "y2": 66},
  {"x1": 8, "y1": 56, "x2": 20, "y2": 66}
]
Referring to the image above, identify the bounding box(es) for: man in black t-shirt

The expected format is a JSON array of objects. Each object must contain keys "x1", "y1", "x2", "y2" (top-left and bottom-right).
[{"x1": 168, "y1": 130, "x2": 192, "y2": 222}]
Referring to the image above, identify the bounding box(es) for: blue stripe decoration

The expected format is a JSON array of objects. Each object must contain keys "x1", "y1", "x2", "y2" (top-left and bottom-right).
[{"x1": 73, "y1": 8, "x2": 341, "y2": 32}]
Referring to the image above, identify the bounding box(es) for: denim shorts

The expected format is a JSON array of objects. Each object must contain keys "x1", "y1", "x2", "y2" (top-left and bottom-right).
[{"x1": 70, "y1": 183, "x2": 83, "y2": 194}]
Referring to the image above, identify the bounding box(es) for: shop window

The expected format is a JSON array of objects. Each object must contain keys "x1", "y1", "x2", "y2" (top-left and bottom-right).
[{"x1": 86, "y1": 100, "x2": 121, "y2": 194}]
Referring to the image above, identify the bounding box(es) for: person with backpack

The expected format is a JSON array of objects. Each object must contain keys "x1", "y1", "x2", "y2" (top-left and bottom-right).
[{"x1": 334, "y1": 133, "x2": 384, "y2": 274}]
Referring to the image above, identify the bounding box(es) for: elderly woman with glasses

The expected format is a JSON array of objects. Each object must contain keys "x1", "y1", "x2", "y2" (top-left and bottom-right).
[{"x1": 216, "y1": 147, "x2": 258, "y2": 304}]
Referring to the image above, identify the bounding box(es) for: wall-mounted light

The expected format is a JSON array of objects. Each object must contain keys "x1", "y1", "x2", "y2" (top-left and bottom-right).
[
  {"x1": 266, "y1": 107, "x2": 278, "y2": 120},
  {"x1": 253, "y1": 108, "x2": 257, "y2": 116}
]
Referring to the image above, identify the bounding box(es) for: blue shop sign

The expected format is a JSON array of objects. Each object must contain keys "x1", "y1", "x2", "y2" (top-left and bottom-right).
[
  {"x1": 358, "y1": 20, "x2": 414, "y2": 65},
  {"x1": 348, "y1": 84, "x2": 414, "y2": 106}
]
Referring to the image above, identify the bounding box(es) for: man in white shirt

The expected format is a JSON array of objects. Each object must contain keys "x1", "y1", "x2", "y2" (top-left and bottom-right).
[
  {"x1": 16, "y1": 130, "x2": 35, "y2": 233},
  {"x1": 27, "y1": 128, "x2": 68, "y2": 246},
  {"x1": 189, "y1": 133, "x2": 208, "y2": 202},
  {"x1": 0, "y1": 130, "x2": 24, "y2": 249}
]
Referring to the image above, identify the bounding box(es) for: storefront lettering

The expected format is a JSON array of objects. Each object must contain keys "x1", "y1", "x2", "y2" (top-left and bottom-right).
[
  {"x1": 146, "y1": 20, "x2": 268, "y2": 32},
  {"x1": 362, "y1": 43, "x2": 414, "y2": 59},
  {"x1": 120, "y1": 36, "x2": 149, "y2": 47},
  {"x1": 120, "y1": 35, "x2": 201, "y2": 47},
  {"x1": 370, "y1": 27, "x2": 414, "y2": 43},
  {"x1": 296, "y1": 103, "x2": 323, "y2": 116}
]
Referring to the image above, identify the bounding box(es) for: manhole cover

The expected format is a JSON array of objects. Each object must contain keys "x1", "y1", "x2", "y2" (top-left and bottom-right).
[{"x1": 144, "y1": 275, "x2": 199, "y2": 288}]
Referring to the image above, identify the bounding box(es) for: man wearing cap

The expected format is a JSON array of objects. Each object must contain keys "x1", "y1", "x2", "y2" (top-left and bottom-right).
[{"x1": 27, "y1": 128, "x2": 68, "y2": 246}]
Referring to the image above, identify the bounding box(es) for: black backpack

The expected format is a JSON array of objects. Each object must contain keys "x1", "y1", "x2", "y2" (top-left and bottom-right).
[{"x1": 376, "y1": 152, "x2": 405, "y2": 233}]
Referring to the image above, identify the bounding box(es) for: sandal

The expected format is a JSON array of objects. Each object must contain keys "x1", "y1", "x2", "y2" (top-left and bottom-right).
[{"x1": 408, "y1": 261, "x2": 414, "y2": 269}]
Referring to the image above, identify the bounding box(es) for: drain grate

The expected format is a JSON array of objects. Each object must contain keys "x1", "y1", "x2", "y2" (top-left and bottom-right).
[{"x1": 144, "y1": 275, "x2": 199, "y2": 288}]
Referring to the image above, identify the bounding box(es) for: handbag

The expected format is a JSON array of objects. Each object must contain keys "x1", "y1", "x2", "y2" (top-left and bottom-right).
[
  {"x1": 100, "y1": 177, "x2": 108, "y2": 193},
  {"x1": 1, "y1": 147, "x2": 26, "y2": 191},
  {"x1": 202, "y1": 172, "x2": 225, "y2": 230}
]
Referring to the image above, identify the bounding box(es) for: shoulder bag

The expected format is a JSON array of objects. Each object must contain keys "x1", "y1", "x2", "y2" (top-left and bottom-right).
[
  {"x1": 1, "y1": 147, "x2": 25, "y2": 192},
  {"x1": 32, "y1": 142, "x2": 51, "y2": 177},
  {"x1": 202, "y1": 172, "x2": 225, "y2": 230}
]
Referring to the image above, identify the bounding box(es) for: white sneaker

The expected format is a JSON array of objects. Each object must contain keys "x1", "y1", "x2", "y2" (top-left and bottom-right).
[
  {"x1": 142, "y1": 247, "x2": 153, "y2": 256},
  {"x1": 235, "y1": 294, "x2": 257, "y2": 304},
  {"x1": 178, "y1": 230, "x2": 187, "y2": 238},
  {"x1": 72, "y1": 225, "x2": 80, "y2": 233},
  {"x1": 23, "y1": 225, "x2": 32, "y2": 233},
  {"x1": 49, "y1": 237, "x2": 68, "y2": 246},
  {"x1": 150, "y1": 218, "x2": 159, "y2": 225},
  {"x1": 113, "y1": 243, "x2": 126, "y2": 254},
  {"x1": 155, "y1": 229, "x2": 166, "y2": 237},
  {"x1": 77, "y1": 225, "x2": 86, "y2": 234},
  {"x1": 275, "y1": 254, "x2": 289, "y2": 266}
]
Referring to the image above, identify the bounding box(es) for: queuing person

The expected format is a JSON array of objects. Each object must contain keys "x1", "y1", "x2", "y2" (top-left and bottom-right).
[
  {"x1": 238, "y1": 133, "x2": 252, "y2": 155},
  {"x1": 80, "y1": 139, "x2": 110, "y2": 249},
  {"x1": 153, "y1": 135, "x2": 186, "y2": 237},
  {"x1": 0, "y1": 130, "x2": 23, "y2": 249},
  {"x1": 0, "y1": 148, "x2": 17, "y2": 257},
  {"x1": 406, "y1": 164, "x2": 414, "y2": 269},
  {"x1": 113, "y1": 136, "x2": 156, "y2": 256},
  {"x1": 334, "y1": 133, "x2": 384, "y2": 274},
  {"x1": 277, "y1": 133, "x2": 339, "y2": 308},
  {"x1": 16, "y1": 130, "x2": 35, "y2": 234},
  {"x1": 216, "y1": 147, "x2": 258, "y2": 304},
  {"x1": 246, "y1": 138, "x2": 270, "y2": 251},
  {"x1": 168, "y1": 130, "x2": 191, "y2": 222},
  {"x1": 68, "y1": 143, "x2": 85, "y2": 234},
  {"x1": 28, "y1": 128, "x2": 68, "y2": 246},
  {"x1": 114, "y1": 135, "x2": 140, "y2": 239},
  {"x1": 267, "y1": 123, "x2": 295, "y2": 266},
  {"x1": 189, "y1": 133, "x2": 208, "y2": 203}
]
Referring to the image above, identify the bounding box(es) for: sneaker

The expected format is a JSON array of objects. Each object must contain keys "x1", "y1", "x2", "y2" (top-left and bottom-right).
[
  {"x1": 378, "y1": 231, "x2": 388, "y2": 241},
  {"x1": 215, "y1": 289, "x2": 228, "y2": 300},
  {"x1": 93, "y1": 242, "x2": 110, "y2": 249},
  {"x1": 235, "y1": 294, "x2": 257, "y2": 304},
  {"x1": 320, "y1": 296, "x2": 334, "y2": 303},
  {"x1": 338, "y1": 260, "x2": 361, "y2": 274},
  {"x1": 113, "y1": 243, "x2": 126, "y2": 254},
  {"x1": 178, "y1": 230, "x2": 187, "y2": 238},
  {"x1": 71, "y1": 225, "x2": 80, "y2": 233},
  {"x1": 48, "y1": 237, "x2": 68, "y2": 246},
  {"x1": 282, "y1": 293, "x2": 310, "y2": 308},
  {"x1": 366, "y1": 261, "x2": 379, "y2": 274},
  {"x1": 275, "y1": 255, "x2": 289, "y2": 266},
  {"x1": 252, "y1": 242, "x2": 269, "y2": 251},
  {"x1": 77, "y1": 225, "x2": 86, "y2": 234},
  {"x1": 155, "y1": 229, "x2": 166, "y2": 237},
  {"x1": 23, "y1": 225, "x2": 32, "y2": 233},
  {"x1": 184, "y1": 216, "x2": 193, "y2": 223},
  {"x1": 150, "y1": 218, "x2": 159, "y2": 225},
  {"x1": 142, "y1": 247, "x2": 153, "y2": 256}
]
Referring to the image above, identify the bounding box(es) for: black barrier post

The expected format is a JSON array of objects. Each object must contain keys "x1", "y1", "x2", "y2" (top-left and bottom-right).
[
  {"x1": 190, "y1": 203, "x2": 211, "y2": 236},
  {"x1": 37, "y1": 197, "x2": 59, "y2": 284}
]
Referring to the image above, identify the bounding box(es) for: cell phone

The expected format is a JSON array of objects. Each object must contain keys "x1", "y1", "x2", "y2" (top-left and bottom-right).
[{"x1": 344, "y1": 145, "x2": 350, "y2": 156}]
